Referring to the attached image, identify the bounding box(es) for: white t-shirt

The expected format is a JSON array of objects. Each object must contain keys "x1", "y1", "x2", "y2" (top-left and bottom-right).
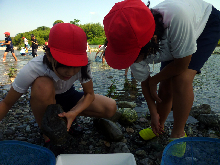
[
  {"x1": 131, "y1": 0, "x2": 212, "y2": 82},
  {"x1": 24, "y1": 38, "x2": 28, "y2": 45},
  {"x1": 99, "y1": 45, "x2": 107, "y2": 51},
  {"x1": 12, "y1": 55, "x2": 92, "y2": 94},
  {"x1": 87, "y1": 42, "x2": 90, "y2": 52}
]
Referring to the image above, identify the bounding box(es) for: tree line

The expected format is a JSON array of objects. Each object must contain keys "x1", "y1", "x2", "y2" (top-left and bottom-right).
[
  {"x1": 11, "y1": 19, "x2": 107, "y2": 49},
  {"x1": 3, "y1": 19, "x2": 220, "y2": 48}
]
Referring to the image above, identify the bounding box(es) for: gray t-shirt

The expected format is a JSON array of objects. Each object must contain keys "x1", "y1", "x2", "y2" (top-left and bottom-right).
[
  {"x1": 131, "y1": 0, "x2": 212, "y2": 82},
  {"x1": 12, "y1": 55, "x2": 92, "y2": 94}
]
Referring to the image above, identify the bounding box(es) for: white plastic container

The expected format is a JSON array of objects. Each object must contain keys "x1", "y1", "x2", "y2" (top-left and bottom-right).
[{"x1": 56, "y1": 153, "x2": 136, "y2": 165}]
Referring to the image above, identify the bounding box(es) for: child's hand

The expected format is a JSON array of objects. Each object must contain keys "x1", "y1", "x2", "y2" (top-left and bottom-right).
[
  {"x1": 149, "y1": 77, "x2": 162, "y2": 103},
  {"x1": 58, "y1": 111, "x2": 77, "y2": 131}
]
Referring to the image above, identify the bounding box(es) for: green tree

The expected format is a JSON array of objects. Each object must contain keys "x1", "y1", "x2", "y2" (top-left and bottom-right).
[
  {"x1": 79, "y1": 23, "x2": 106, "y2": 44},
  {"x1": 53, "y1": 20, "x2": 64, "y2": 26},
  {"x1": 70, "y1": 19, "x2": 80, "y2": 26}
]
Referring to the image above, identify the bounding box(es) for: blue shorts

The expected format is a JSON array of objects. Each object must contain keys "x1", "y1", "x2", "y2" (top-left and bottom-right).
[
  {"x1": 161, "y1": 6, "x2": 220, "y2": 74},
  {"x1": 55, "y1": 86, "x2": 84, "y2": 112},
  {"x1": 5, "y1": 48, "x2": 14, "y2": 53}
]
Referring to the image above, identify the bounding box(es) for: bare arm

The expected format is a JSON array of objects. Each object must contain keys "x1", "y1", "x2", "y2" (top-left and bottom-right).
[
  {"x1": 58, "y1": 80, "x2": 95, "y2": 130},
  {"x1": 149, "y1": 55, "x2": 192, "y2": 102},
  {"x1": 2, "y1": 41, "x2": 11, "y2": 46},
  {"x1": 0, "y1": 87, "x2": 23, "y2": 121},
  {"x1": 141, "y1": 77, "x2": 164, "y2": 135},
  {"x1": 141, "y1": 76, "x2": 157, "y2": 117}
]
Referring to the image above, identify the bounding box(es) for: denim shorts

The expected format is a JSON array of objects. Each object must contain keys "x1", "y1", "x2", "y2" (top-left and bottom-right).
[
  {"x1": 161, "y1": 6, "x2": 220, "y2": 74},
  {"x1": 55, "y1": 85, "x2": 84, "y2": 112}
]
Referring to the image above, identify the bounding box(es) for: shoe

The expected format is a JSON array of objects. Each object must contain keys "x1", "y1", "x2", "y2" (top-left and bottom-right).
[
  {"x1": 43, "y1": 140, "x2": 64, "y2": 157},
  {"x1": 168, "y1": 132, "x2": 187, "y2": 157},
  {"x1": 139, "y1": 127, "x2": 158, "y2": 140}
]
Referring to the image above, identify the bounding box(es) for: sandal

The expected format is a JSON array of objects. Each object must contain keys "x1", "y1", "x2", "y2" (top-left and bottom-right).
[
  {"x1": 139, "y1": 127, "x2": 158, "y2": 140},
  {"x1": 168, "y1": 132, "x2": 187, "y2": 157}
]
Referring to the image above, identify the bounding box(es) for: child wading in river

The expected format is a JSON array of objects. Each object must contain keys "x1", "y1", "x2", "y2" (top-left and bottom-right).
[{"x1": 0, "y1": 23, "x2": 117, "y2": 155}]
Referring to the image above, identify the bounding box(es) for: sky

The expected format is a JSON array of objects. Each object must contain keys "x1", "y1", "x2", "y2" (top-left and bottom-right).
[{"x1": 0, "y1": 0, "x2": 220, "y2": 40}]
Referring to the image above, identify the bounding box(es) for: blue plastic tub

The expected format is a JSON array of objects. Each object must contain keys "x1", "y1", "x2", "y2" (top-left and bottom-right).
[
  {"x1": 0, "y1": 140, "x2": 56, "y2": 165},
  {"x1": 161, "y1": 137, "x2": 220, "y2": 165}
]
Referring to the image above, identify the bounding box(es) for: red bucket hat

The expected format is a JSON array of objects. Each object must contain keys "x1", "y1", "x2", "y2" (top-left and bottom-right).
[
  {"x1": 103, "y1": 0, "x2": 155, "y2": 69},
  {"x1": 4, "y1": 32, "x2": 10, "y2": 36},
  {"x1": 48, "y1": 23, "x2": 88, "y2": 66}
]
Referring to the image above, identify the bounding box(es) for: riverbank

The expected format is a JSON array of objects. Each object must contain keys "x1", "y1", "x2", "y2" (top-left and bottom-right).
[
  {"x1": 0, "y1": 46, "x2": 100, "y2": 52},
  {"x1": 0, "y1": 84, "x2": 220, "y2": 165}
]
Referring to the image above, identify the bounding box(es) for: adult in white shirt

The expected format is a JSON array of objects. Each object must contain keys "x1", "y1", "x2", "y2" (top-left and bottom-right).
[{"x1": 103, "y1": 0, "x2": 220, "y2": 141}]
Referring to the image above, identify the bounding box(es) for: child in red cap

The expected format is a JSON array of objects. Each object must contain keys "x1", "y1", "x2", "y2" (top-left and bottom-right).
[
  {"x1": 0, "y1": 23, "x2": 116, "y2": 155},
  {"x1": 103, "y1": 0, "x2": 220, "y2": 144},
  {"x1": 1, "y1": 32, "x2": 17, "y2": 62}
]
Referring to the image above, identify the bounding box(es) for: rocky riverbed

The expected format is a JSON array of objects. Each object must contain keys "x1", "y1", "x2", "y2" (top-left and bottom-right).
[{"x1": 0, "y1": 85, "x2": 220, "y2": 165}]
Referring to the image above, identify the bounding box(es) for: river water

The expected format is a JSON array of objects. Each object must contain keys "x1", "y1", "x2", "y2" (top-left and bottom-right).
[{"x1": 0, "y1": 50, "x2": 220, "y2": 116}]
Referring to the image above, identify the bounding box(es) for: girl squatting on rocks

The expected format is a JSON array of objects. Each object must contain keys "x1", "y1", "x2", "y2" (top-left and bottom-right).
[
  {"x1": 0, "y1": 23, "x2": 117, "y2": 154},
  {"x1": 103, "y1": 0, "x2": 220, "y2": 141}
]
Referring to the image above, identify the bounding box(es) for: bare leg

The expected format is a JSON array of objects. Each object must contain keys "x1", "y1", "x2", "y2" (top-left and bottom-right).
[
  {"x1": 171, "y1": 69, "x2": 197, "y2": 138},
  {"x1": 79, "y1": 94, "x2": 117, "y2": 119},
  {"x1": 3, "y1": 52, "x2": 8, "y2": 62},
  {"x1": 30, "y1": 77, "x2": 56, "y2": 141},
  {"x1": 156, "y1": 78, "x2": 173, "y2": 128},
  {"x1": 102, "y1": 56, "x2": 106, "y2": 64},
  {"x1": 12, "y1": 53, "x2": 17, "y2": 61},
  {"x1": 124, "y1": 68, "x2": 129, "y2": 76}
]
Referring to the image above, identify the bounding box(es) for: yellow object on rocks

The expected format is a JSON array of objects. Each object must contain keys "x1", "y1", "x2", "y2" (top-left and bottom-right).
[{"x1": 139, "y1": 127, "x2": 157, "y2": 140}]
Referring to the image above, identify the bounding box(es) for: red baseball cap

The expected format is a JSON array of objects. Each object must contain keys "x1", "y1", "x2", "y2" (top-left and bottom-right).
[
  {"x1": 103, "y1": 0, "x2": 155, "y2": 69},
  {"x1": 48, "y1": 23, "x2": 88, "y2": 66},
  {"x1": 4, "y1": 32, "x2": 10, "y2": 36},
  {"x1": 22, "y1": 37, "x2": 25, "y2": 39}
]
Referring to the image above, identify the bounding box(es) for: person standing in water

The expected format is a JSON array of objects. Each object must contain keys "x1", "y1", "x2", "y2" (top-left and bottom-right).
[
  {"x1": 31, "y1": 34, "x2": 38, "y2": 57},
  {"x1": 1, "y1": 32, "x2": 17, "y2": 62}
]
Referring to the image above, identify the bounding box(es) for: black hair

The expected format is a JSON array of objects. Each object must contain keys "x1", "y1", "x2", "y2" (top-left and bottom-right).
[
  {"x1": 137, "y1": 1, "x2": 166, "y2": 60},
  {"x1": 43, "y1": 46, "x2": 91, "y2": 81},
  {"x1": 31, "y1": 34, "x2": 35, "y2": 38}
]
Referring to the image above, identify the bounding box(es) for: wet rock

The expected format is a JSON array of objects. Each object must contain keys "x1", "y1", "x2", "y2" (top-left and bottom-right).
[
  {"x1": 108, "y1": 111, "x2": 122, "y2": 122},
  {"x1": 190, "y1": 104, "x2": 211, "y2": 119},
  {"x1": 197, "y1": 114, "x2": 220, "y2": 127},
  {"x1": 136, "y1": 150, "x2": 146, "y2": 156},
  {"x1": 139, "y1": 158, "x2": 154, "y2": 165},
  {"x1": 41, "y1": 104, "x2": 73, "y2": 146},
  {"x1": 118, "y1": 108, "x2": 138, "y2": 125},
  {"x1": 109, "y1": 142, "x2": 130, "y2": 153},
  {"x1": 118, "y1": 101, "x2": 136, "y2": 108},
  {"x1": 94, "y1": 118, "x2": 124, "y2": 142}
]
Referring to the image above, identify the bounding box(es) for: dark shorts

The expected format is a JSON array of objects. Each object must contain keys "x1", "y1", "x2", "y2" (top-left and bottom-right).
[
  {"x1": 32, "y1": 48, "x2": 37, "y2": 57},
  {"x1": 55, "y1": 85, "x2": 84, "y2": 112},
  {"x1": 25, "y1": 44, "x2": 27, "y2": 48},
  {"x1": 5, "y1": 48, "x2": 14, "y2": 53},
  {"x1": 161, "y1": 6, "x2": 220, "y2": 74}
]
